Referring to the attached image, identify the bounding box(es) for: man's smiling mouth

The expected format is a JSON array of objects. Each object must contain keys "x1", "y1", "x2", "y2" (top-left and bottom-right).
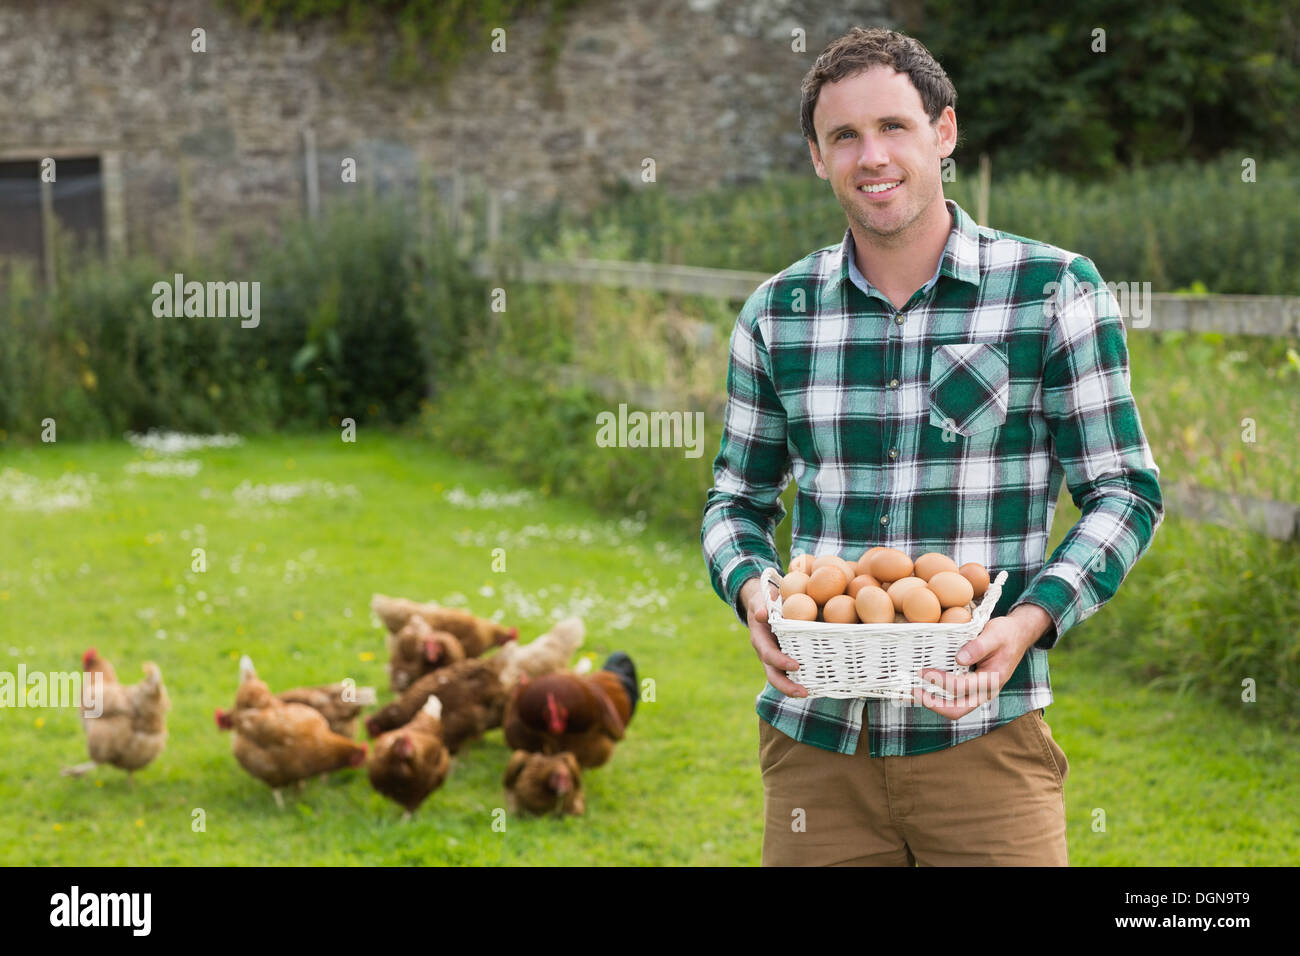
[{"x1": 859, "y1": 180, "x2": 901, "y2": 195}]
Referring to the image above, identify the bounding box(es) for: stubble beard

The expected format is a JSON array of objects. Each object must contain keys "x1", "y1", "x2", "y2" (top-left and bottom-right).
[{"x1": 841, "y1": 173, "x2": 937, "y2": 251}]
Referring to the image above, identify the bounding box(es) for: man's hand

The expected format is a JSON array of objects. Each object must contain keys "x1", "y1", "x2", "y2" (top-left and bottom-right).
[
  {"x1": 739, "y1": 575, "x2": 808, "y2": 698},
  {"x1": 912, "y1": 603, "x2": 1051, "y2": 719}
]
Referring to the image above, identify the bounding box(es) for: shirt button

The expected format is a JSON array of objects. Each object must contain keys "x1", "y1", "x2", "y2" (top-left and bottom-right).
[
  {"x1": 888, "y1": 448, "x2": 898, "y2": 459},
  {"x1": 894, "y1": 314, "x2": 904, "y2": 325},
  {"x1": 889, "y1": 378, "x2": 899, "y2": 389},
  {"x1": 880, "y1": 515, "x2": 889, "y2": 526}
]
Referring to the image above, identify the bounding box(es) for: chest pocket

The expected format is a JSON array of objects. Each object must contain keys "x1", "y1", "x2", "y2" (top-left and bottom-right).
[{"x1": 928, "y1": 342, "x2": 1009, "y2": 437}]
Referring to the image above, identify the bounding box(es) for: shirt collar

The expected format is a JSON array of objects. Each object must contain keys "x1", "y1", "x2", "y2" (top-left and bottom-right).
[{"x1": 819, "y1": 198, "x2": 982, "y2": 307}]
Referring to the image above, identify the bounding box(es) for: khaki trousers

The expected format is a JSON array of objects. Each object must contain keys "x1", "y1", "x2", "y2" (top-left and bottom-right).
[{"x1": 759, "y1": 708, "x2": 1069, "y2": 866}]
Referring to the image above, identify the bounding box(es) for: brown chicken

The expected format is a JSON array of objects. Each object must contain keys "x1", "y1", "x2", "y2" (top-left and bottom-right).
[
  {"x1": 368, "y1": 695, "x2": 452, "y2": 819},
  {"x1": 386, "y1": 614, "x2": 466, "y2": 693},
  {"x1": 276, "y1": 682, "x2": 377, "y2": 737},
  {"x1": 370, "y1": 593, "x2": 517, "y2": 657},
  {"x1": 61, "y1": 648, "x2": 170, "y2": 781},
  {"x1": 504, "y1": 750, "x2": 585, "y2": 817},
  {"x1": 215, "y1": 656, "x2": 368, "y2": 807},
  {"x1": 503, "y1": 651, "x2": 637, "y2": 769},
  {"x1": 365, "y1": 656, "x2": 508, "y2": 753},
  {"x1": 496, "y1": 616, "x2": 584, "y2": 688}
]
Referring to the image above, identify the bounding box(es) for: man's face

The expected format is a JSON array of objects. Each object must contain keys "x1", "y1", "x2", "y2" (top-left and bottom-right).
[{"x1": 808, "y1": 64, "x2": 957, "y2": 246}]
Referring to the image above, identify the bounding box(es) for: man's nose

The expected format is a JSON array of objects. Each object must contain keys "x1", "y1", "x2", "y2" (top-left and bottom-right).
[{"x1": 856, "y1": 135, "x2": 890, "y2": 169}]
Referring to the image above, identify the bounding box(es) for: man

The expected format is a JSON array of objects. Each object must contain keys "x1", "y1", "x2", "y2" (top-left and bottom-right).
[{"x1": 700, "y1": 27, "x2": 1163, "y2": 866}]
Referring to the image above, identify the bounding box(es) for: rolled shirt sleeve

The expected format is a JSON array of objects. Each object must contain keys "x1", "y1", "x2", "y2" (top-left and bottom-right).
[{"x1": 1009, "y1": 256, "x2": 1165, "y2": 649}]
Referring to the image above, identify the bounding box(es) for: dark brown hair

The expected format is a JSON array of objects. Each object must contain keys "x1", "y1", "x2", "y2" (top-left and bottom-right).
[{"x1": 800, "y1": 27, "x2": 957, "y2": 145}]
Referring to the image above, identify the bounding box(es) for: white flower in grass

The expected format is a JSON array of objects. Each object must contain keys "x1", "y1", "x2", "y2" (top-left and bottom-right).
[
  {"x1": 125, "y1": 459, "x2": 201, "y2": 477},
  {"x1": 231, "y1": 479, "x2": 359, "y2": 507},
  {"x1": 0, "y1": 469, "x2": 98, "y2": 513},
  {"x1": 125, "y1": 430, "x2": 242, "y2": 455}
]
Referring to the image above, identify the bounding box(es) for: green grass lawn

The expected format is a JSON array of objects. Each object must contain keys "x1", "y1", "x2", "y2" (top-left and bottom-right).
[{"x1": 1, "y1": 431, "x2": 1295, "y2": 865}]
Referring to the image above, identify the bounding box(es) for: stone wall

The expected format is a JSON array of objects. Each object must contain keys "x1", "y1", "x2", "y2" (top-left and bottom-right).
[{"x1": 0, "y1": 0, "x2": 893, "y2": 260}]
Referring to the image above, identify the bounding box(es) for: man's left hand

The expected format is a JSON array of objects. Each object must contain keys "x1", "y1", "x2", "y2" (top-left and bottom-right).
[{"x1": 911, "y1": 605, "x2": 1051, "y2": 720}]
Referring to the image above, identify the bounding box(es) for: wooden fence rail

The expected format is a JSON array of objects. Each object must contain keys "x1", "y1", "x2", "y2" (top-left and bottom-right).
[{"x1": 473, "y1": 255, "x2": 1300, "y2": 337}]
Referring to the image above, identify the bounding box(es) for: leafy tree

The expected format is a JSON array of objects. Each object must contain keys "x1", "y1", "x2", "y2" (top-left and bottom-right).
[{"x1": 923, "y1": 0, "x2": 1300, "y2": 177}]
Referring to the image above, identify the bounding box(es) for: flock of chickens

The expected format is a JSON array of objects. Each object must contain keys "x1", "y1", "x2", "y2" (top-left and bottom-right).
[{"x1": 60, "y1": 594, "x2": 640, "y2": 818}]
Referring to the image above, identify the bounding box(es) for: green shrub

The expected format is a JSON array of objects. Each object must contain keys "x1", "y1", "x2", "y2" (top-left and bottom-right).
[
  {"x1": 1061, "y1": 512, "x2": 1300, "y2": 733},
  {"x1": 518, "y1": 153, "x2": 1300, "y2": 295},
  {"x1": 0, "y1": 197, "x2": 477, "y2": 443}
]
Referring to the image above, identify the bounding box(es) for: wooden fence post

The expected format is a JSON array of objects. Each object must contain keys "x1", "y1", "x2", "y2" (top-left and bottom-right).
[
  {"x1": 976, "y1": 152, "x2": 990, "y2": 226},
  {"x1": 486, "y1": 188, "x2": 501, "y2": 259},
  {"x1": 302, "y1": 127, "x2": 320, "y2": 222},
  {"x1": 39, "y1": 174, "x2": 56, "y2": 290},
  {"x1": 177, "y1": 154, "x2": 195, "y2": 262},
  {"x1": 101, "y1": 150, "x2": 127, "y2": 261},
  {"x1": 417, "y1": 157, "x2": 433, "y2": 245},
  {"x1": 449, "y1": 171, "x2": 465, "y2": 254}
]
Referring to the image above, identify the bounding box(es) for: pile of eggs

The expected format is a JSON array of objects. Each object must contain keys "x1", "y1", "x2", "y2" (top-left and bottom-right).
[{"x1": 778, "y1": 548, "x2": 991, "y2": 625}]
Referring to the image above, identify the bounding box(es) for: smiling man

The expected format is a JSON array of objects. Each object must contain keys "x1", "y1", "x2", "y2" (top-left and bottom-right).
[{"x1": 701, "y1": 27, "x2": 1164, "y2": 866}]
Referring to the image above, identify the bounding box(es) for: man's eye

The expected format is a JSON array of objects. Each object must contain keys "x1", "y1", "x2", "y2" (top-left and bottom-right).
[
  {"x1": 837, "y1": 130, "x2": 855, "y2": 140},
  {"x1": 885, "y1": 123, "x2": 902, "y2": 131}
]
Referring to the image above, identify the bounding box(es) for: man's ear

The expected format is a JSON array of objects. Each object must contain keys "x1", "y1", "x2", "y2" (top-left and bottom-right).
[
  {"x1": 808, "y1": 138, "x2": 828, "y2": 180},
  {"x1": 936, "y1": 106, "x2": 958, "y2": 159}
]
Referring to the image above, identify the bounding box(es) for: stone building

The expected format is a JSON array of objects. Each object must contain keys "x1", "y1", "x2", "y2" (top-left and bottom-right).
[{"x1": 0, "y1": 0, "x2": 905, "y2": 270}]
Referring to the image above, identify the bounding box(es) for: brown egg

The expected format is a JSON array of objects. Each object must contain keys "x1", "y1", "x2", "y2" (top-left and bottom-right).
[
  {"x1": 886, "y1": 576, "x2": 927, "y2": 612},
  {"x1": 789, "y1": 553, "x2": 815, "y2": 576},
  {"x1": 902, "y1": 586, "x2": 942, "y2": 623},
  {"x1": 822, "y1": 594, "x2": 859, "y2": 624},
  {"x1": 868, "y1": 548, "x2": 913, "y2": 584},
  {"x1": 846, "y1": 573, "x2": 881, "y2": 599},
  {"x1": 835, "y1": 557, "x2": 859, "y2": 584},
  {"x1": 929, "y1": 571, "x2": 975, "y2": 609},
  {"x1": 939, "y1": 606, "x2": 972, "y2": 624},
  {"x1": 779, "y1": 571, "x2": 810, "y2": 600},
  {"x1": 913, "y1": 552, "x2": 960, "y2": 581},
  {"x1": 856, "y1": 547, "x2": 886, "y2": 576},
  {"x1": 959, "y1": 562, "x2": 990, "y2": 599},
  {"x1": 812, "y1": 554, "x2": 842, "y2": 571},
  {"x1": 806, "y1": 566, "x2": 848, "y2": 605},
  {"x1": 782, "y1": 593, "x2": 818, "y2": 621},
  {"x1": 855, "y1": 586, "x2": 895, "y2": 624}
]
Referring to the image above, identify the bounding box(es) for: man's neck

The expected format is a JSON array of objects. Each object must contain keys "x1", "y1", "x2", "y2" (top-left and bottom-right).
[{"x1": 852, "y1": 199, "x2": 953, "y2": 310}]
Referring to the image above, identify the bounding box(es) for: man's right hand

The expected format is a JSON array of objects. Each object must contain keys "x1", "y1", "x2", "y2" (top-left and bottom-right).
[{"x1": 740, "y1": 575, "x2": 809, "y2": 698}]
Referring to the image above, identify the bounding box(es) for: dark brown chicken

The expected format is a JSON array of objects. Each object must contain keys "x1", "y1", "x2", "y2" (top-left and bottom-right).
[
  {"x1": 370, "y1": 593, "x2": 517, "y2": 657},
  {"x1": 504, "y1": 750, "x2": 585, "y2": 816},
  {"x1": 365, "y1": 656, "x2": 509, "y2": 753},
  {"x1": 368, "y1": 695, "x2": 452, "y2": 819},
  {"x1": 215, "y1": 656, "x2": 368, "y2": 807},
  {"x1": 503, "y1": 652, "x2": 637, "y2": 769},
  {"x1": 386, "y1": 614, "x2": 466, "y2": 693},
  {"x1": 276, "y1": 682, "x2": 377, "y2": 737}
]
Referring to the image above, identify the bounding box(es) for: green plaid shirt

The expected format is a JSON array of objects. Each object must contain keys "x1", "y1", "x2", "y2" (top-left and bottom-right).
[{"x1": 701, "y1": 199, "x2": 1163, "y2": 757}]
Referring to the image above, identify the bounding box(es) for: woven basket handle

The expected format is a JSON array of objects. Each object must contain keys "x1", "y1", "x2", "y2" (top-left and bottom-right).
[
  {"x1": 759, "y1": 566, "x2": 784, "y2": 621},
  {"x1": 970, "y1": 570, "x2": 1010, "y2": 627}
]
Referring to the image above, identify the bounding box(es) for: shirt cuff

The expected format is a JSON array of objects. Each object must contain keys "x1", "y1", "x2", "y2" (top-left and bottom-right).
[
  {"x1": 725, "y1": 557, "x2": 779, "y2": 626},
  {"x1": 1008, "y1": 574, "x2": 1078, "y2": 651}
]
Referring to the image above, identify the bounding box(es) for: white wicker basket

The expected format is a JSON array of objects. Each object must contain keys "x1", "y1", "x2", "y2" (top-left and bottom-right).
[{"x1": 760, "y1": 566, "x2": 1009, "y2": 702}]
